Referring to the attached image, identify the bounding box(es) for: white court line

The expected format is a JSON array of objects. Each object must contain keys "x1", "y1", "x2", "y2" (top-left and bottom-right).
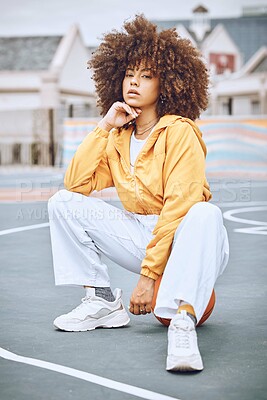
[
  {"x1": 0, "y1": 222, "x2": 49, "y2": 236},
  {"x1": 223, "y1": 206, "x2": 267, "y2": 225},
  {"x1": 0, "y1": 348, "x2": 180, "y2": 400},
  {"x1": 223, "y1": 206, "x2": 267, "y2": 235}
]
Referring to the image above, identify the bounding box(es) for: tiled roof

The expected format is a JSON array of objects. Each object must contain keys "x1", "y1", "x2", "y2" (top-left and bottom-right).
[
  {"x1": 0, "y1": 36, "x2": 62, "y2": 71},
  {"x1": 153, "y1": 16, "x2": 267, "y2": 63}
]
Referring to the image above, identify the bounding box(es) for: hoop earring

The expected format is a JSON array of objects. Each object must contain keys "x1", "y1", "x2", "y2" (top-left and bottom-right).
[{"x1": 160, "y1": 94, "x2": 166, "y2": 104}]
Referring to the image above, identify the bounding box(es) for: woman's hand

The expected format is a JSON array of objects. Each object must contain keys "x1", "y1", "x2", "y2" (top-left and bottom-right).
[
  {"x1": 129, "y1": 275, "x2": 155, "y2": 315},
  {"x1": 97, "y1": 102, "x2": 142, "y2": 132}
]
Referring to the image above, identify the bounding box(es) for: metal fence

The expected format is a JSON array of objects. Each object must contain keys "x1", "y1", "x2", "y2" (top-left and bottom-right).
[{"x1": 0, "y1": 104, "x2": 99, "y2": 166}]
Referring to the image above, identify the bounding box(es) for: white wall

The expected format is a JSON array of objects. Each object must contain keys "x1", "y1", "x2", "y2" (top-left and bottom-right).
[
  {"x1": 59, "y1": 34, "x2": 95, "y2": 94},
  {"x1": 0, "y1": 72, "x2": 41, "y2": 110},
  {"x1": 232, "y1": 97, "x2": 251, "y2": 115},
  {"x1": 0, "y1": 110, "x2": 34, "y2": 142},
  {"x1": 0, "y1": 92, "x2": 41, "y2": 110},
  {"x1": 214, "y1": 73, "x2": 267, "y2": 96},
  {"x1": 0, "y1": 71, "x2": 41, "y2": 90}
]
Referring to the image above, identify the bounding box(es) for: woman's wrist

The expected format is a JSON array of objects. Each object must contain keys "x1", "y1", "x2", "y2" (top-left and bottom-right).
[
  {"x1": 139, "y1": 274, "x2": 155, "y2": 286},
  {"x1": 97, "y1": 119, "x2": 113, "y2": 132}
]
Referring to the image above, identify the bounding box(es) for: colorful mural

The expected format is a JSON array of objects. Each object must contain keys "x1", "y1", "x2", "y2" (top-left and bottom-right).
[
  {"x1": 198, "y1": 119, "x2": 267, "y2": 179},
  {"x1": 63, "y1": 118, "x2": 267, "y2": 179}
]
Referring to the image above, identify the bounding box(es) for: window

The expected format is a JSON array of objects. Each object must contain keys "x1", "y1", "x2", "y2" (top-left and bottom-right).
[{"x1": 209, "y1": 53, "x2": 235, "y2": 74}]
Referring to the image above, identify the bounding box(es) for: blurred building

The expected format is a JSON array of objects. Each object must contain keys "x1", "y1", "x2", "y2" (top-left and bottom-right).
[
  {"x1": 0, "y1": 24, "x2": 96, "y2": 115},
  {"x1": 154, "y1": 4, "x2": 267, "y2": 116},
  {"x1": 0, "y1": 25, "x2": 97, "y2": 165}
]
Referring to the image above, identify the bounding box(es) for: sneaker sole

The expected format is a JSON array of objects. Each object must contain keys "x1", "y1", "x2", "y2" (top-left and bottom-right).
[
  {"x1": 54, "y1": 309, "x2": 130, "y2": 332},
  {"x1": 166, "y1": 355, "x2": 204, "y2": 372}
]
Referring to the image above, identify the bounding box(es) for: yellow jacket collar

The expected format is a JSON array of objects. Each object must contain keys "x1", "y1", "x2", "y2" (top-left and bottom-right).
[{"x1": 110, "y1": 114, "x2": 206, "y2": 162}]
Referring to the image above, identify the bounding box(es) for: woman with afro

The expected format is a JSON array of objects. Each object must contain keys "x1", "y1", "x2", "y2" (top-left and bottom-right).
[{"x1": 48, "y1": 15, "x2": 229, "y2": 372}]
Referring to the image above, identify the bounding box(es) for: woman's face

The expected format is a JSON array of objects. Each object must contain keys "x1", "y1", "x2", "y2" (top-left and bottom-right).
[{"x1": 122, "y1": 63, "x2": 160, "y2": 111}]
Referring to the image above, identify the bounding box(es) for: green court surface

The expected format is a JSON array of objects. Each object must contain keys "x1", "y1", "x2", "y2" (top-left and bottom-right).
[{"x1": 0, "y1": 176, "x2": 266, "y2": 400}]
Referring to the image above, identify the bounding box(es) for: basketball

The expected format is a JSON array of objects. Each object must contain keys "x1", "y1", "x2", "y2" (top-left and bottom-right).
[{"x1": 151, "y1": 275, "x2": 216, "y2": 327}]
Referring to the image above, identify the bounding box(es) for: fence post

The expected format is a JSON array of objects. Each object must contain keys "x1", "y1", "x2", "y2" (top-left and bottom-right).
[{"x1": 48, "y1": 108, "x2": 55, "y2": 166}]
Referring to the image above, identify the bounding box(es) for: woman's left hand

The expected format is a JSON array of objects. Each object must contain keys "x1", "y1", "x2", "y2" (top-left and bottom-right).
[{"x1": 129, "y1": 275, "x2": 155, "y2": 315}]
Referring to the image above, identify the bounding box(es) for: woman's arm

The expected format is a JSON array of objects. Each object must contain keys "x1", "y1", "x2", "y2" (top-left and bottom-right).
[
  {"x1": 64, "y1": 102, "x2": 141, "y2": 195},
  {"x1": 64, "y1": 126, "x2": 113, "y2": 195}
]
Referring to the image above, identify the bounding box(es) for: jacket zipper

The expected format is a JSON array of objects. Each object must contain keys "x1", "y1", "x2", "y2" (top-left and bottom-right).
[
  {"x1": 113, "y1": 142, "x2": 148, "y2": 213},
  {"x1": 133, "y1": 172, "x2": 148, "y2": 214}
]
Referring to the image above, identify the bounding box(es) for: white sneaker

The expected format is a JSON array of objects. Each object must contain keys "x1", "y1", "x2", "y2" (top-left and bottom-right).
[
  {"x1": 166, "y1": 310, "x2": 204, "y2": 372},
  {"x1": 53, "y1": 288, "x2": 130, "y2": 332}
]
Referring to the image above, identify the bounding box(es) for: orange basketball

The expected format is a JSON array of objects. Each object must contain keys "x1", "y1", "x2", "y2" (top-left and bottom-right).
[{"x1": 151, "y1": 275, "x2": 216, "y2": 327}]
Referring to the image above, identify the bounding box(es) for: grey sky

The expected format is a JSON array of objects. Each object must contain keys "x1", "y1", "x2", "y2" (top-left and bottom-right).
[{"x1": 0, "y1": 0, "x2": 267, "y2": 45}]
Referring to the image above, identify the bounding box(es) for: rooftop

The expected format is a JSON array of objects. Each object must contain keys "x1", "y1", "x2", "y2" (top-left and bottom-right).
[
  {"x1": 0, "y1": 36, "x2": 62, "y2": 71},
  {"x1": 153, "y1": 15, "x2": 267, "y2": 63},
  {"x1": 193, "y1": 5, "x2": 209, "y2": 13}
]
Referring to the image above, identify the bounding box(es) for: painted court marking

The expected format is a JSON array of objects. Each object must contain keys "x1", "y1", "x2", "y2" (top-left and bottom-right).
[
  {"x1": 0, "y1": 200, "x2": 266, "y2": 398},
  {"x1": 0, "y1": 348, "x2": 180, "y2": 400},
  {"x1": 0, "y1": 222, "x2": 49, "y2": 236},
  {"x1": 223, "y1": 206, "x2": 267, "y2": 235}
]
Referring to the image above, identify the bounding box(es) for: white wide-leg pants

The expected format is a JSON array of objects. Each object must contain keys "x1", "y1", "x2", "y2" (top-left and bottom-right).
[{"x1": 48, "y1": 189, "x2": 229, "y2": 323}]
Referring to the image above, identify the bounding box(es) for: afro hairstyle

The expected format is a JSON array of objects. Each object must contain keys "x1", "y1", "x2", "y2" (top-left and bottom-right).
[{"x1": 88, "y1": 14, "x2": 209, "y2": 121}]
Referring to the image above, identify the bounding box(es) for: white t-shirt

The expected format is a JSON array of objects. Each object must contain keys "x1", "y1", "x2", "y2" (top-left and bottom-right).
[{"x1": 129, "y1": 128, "x2": 154, "y2": 174}]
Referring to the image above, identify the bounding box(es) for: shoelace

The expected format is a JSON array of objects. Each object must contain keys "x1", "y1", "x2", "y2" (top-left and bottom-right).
[
  {"x1": 70, "y1": 296, "x2": 93, "y2": 314},
  {"x1": 174, "y1": 326, "x2": 190, "y2": 349}
]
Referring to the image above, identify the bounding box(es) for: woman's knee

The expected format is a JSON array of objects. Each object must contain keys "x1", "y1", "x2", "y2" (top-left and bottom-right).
[
  {"x1": 188, "y1": 201, "x2": 222, "y2": 223},
  {"x1": 48, "y1": 189, "x2": 108, "y2": 221},
  {"x1": 48, "y1": 189, "x2": 74, "y2": 212},
  {"x1": 47, "y1": 189, "x2": 92, "y2": 217}
]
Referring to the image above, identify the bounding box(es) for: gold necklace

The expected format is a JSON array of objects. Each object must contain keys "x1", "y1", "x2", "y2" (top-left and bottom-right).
[
  {"x1": 135, "y1": 119, "x2": 159, "y2": 136},
  {"x1": 135, "y1": 117, "x2": 159, "y2": 129}
]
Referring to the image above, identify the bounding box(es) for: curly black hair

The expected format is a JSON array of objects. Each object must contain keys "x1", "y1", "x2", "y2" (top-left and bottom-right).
[{"x1": 88, "y1": 14, "x2": 209, "y2": 121}]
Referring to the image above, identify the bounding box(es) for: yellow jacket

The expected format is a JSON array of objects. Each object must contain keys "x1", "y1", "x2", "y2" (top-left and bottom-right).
[{"x1": 64, "y1": 115, "x2": 212, "y2": 280}]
